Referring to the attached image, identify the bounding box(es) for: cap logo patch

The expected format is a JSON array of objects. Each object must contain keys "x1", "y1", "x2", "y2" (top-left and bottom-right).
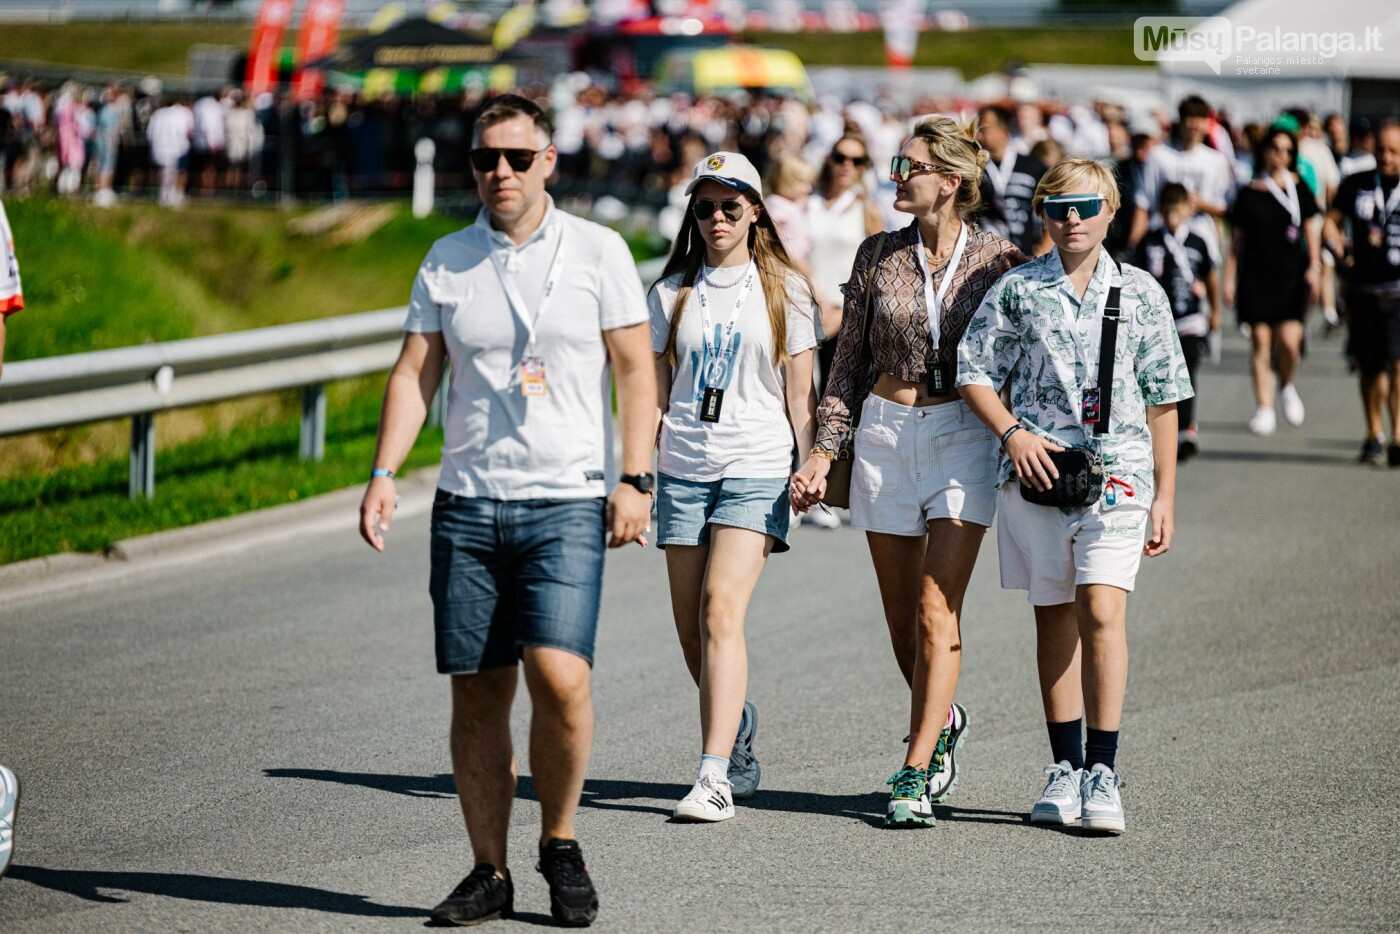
[{"x1": 706, "y1": 154, "x2": 726, "y2": 171}]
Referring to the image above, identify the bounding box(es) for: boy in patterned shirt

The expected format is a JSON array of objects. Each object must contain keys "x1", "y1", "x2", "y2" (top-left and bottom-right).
[{"x1": 957, "y1": 159, "x2": 1193, "y2": 836}]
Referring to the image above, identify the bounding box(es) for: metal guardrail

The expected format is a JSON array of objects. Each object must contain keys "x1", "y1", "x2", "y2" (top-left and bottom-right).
[{"x1": 0, "y1": 256, "x2": 669, "y2": 500}]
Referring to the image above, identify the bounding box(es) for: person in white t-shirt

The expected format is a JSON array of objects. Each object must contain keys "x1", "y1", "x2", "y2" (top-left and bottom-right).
[
  {"x1": 650, "y1": 151, "x2": 819, "y2": 823},
  {"x1": 359, "y1": 93, "x2": 655, "y2": 928},
  {"x1": 1130, "y1": 96, "x2": 1234, "y2": 263}
]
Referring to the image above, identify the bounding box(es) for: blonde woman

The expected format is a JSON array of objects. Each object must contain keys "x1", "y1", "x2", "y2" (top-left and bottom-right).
[
  {"x1": 792, "y1": 117, "x2": 1027, "y2": 827},
  {"x1": 763, "y1": 152, "x2": 817, "y2": 274},
  {"x1": 651, "y1": 152, "x2": 820, "y2": 822}
]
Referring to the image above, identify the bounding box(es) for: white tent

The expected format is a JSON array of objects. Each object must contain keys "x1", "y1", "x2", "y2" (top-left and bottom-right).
[{"x1": 1157, "y1": 0, "x2": 1400, "y2": 122}]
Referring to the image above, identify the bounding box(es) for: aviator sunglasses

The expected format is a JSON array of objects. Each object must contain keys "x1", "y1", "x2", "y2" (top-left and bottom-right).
[
  {"x1": 1042, "y1": 193, "x2": 1108, "y2": 221},
  {"x1": 692, "y1": 198, "x2": 749, "y2": 223},
  {"x1": 468, "y1": 146, "x2": 548, "y2": 173}
]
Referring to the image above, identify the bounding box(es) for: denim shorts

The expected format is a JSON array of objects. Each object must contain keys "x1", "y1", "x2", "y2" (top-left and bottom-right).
[
  {"x1": 429, "y1": 492, "x2": 606, "y2": 674},
  {"x1": 656, "y1": 473, "x2": 791, "y2": 553}
]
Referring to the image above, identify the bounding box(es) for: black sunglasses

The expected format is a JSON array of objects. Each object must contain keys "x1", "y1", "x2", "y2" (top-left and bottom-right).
[
  {"x1": 469, "y1": 146, "x2": 548, "y2": 173},
  {"x1": 890, "y1": 155, "x2": 940, "y2": 182},
  {"x1": 830, "y1": 151, "x2": 870, "y2": 167},
  {"x1": 692, "y1": 198, "x2": 748, "y2": 223}
]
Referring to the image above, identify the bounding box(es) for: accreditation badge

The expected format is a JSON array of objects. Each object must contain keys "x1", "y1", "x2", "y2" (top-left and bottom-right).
[
  {"x1": 1285, "y1": 224, "x2": 1299, "y2": 244},
  {"x1": 519, "y1": 355, "x2": 547, "y2": 397},
  {"x1": 1370, "y1": 225, "x2": 1385, "y2": 248},
  {"x1": 700, "y1": 386, "x2": 724, "y2": 423},
  {"x1": 1081, "y1": 387, "x2": 1102, "y2": 425},
  {"x1": 926, "y1": 362, "x2": 953, "y2": 396}
]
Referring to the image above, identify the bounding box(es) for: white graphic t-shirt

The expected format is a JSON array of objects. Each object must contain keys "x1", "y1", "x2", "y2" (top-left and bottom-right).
[{"x1": 650, "y1": 268, "x2": 818, "y2": 481}]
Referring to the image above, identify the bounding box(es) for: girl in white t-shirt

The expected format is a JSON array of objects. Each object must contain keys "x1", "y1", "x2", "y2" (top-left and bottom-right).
[{"x1": 650, "y1": 151, "x2": 819, "y2": 823}]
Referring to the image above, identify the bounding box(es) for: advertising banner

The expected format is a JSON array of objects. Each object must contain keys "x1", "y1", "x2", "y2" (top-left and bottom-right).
[
  {"x1": 246, "y1": 0, "x2": 298, "y2": 96},
  {"x1": 293, "y1": 0, "x2": 348, "y2": 101}
]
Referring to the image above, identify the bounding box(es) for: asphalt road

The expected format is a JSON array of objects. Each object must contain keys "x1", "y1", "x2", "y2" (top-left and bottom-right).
[{"x1": 1, "y1": 328, "x2": 1397, "y2": 932}]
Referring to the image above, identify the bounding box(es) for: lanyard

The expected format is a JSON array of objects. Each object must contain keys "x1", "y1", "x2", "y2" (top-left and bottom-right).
[
  {"x1": 1374, "y1": 173, "x2": 1400, "y2": 227},
  {"x1": 1055, "y1": 250, "x2": 1118, "y2": 377},
  {"x1": 986, "y1": 149, "x2": 1017, "y2": 199},
  {"x1": 1263, "y1": 172, "x2": 1300, "y2": 227},
  {"x1": 488, "y1": 223, "x2": 565, "y2": 353},
  {"x1": 1160, "y1": 227, "x2": 1195, "y2": 284},
  {"x1": 694, "y1": 260, "x2": 756, "y2": 386},
  {"x1": 918, "y1": 221, "x2": 968, "y2": 351}
]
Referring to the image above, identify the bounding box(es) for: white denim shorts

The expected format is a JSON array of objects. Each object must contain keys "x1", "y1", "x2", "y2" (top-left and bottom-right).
[
  {"x1": 996, "y1": 482, "x2": 1150, "y2": 606},
  {"x1": 849, "y1": 396, "x2": 999, "y2": 536}
]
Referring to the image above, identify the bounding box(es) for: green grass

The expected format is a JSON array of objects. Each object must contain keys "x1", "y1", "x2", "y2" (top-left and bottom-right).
[
  {"x1": 749, "y1": 27, "x2": 1143, "y2": 75},
  {"x1": 0, "y1": 376, "x2": 443, "y2": 564},
  {"x1": 2, "y1": 22, "x2": 1143, "y2": 79}
]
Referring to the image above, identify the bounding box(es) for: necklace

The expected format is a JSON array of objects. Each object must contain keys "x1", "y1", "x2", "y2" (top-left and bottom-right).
[{"x1": 702, "y1": 263, "x2": 747, "y2": 288}]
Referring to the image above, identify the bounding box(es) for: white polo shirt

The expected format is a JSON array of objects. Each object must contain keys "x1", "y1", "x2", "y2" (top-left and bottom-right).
[{"x1": 404, "y1": 196, "x2": 648, "y2": 500}]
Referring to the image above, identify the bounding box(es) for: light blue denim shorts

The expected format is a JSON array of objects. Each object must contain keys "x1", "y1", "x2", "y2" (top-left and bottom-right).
[{"x1": 656, "y1": 473, "x2": 792, "y2": 553}]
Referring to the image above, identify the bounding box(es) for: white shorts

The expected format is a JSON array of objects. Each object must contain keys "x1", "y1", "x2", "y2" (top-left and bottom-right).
[
  {"x1": 996, "y1": 483, "x2": 1149, "y2": 606},
  {"x1": 850, "y1": 396, "x2": 999, "y2": 536}
]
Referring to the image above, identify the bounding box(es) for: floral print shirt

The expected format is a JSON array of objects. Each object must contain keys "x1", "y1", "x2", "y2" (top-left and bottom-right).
[{"x1": 956, "y1": 247, "x2": 1194, "y2": 506}]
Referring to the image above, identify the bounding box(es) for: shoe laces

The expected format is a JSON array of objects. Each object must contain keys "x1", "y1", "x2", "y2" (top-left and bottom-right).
[
  {"x1": 539, "y1": 842, "x2": 590, "y2": 888},
  {"x1": 930, "y1": 730, "x2": 951, "y2": 774},
  {"x1": 1042, "y1": 762, "x2": 1077, "y2": 797},
  {"x1": 886, "y1": 765, "x2": 928, "y2": 800},
  {"x1": 449, "y1": 865, "x2": 505, "y2": 905},
  {"x1": 1083, "y1": 768, "x2": 1120, "y2": 806}
]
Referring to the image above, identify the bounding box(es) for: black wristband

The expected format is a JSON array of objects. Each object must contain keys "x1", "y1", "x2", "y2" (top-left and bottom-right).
[{"x1": 999, "y1": 424, "x2": 1023, "y2": 451}]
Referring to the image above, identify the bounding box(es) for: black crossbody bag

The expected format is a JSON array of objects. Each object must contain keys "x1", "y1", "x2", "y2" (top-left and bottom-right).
[{"x1": 1019, "y1": 264, "x2": 1121, "y2": 508}]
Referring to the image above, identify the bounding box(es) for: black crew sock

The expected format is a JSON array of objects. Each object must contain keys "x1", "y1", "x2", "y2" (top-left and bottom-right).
[
  {"x1": 1046, "y1": 718, "x2": 1084, "y2": 770},
  {"x1": 1085, "y1": 728, "x2": 1119, "y2": 772}
]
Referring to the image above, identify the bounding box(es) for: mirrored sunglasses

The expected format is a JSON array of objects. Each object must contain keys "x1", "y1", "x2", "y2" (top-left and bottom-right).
[
  {"x1": 890, "y1": 155, "x2": 940, "y2": 182},
  {"x1": 469, "y1": 147, "x2": 547, "y2": 173},
  {"x1": 1043, "y1": 194, "x2": 1108, "y2": 221},
  {"x1": 692, "y1": 198, "x2": 748, "y2": 223}
]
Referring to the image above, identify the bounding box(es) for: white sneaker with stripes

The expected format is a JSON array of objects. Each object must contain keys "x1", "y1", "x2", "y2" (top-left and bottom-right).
[{"x1": 673, "y1": 772, "x2": 735, "y2": 823}]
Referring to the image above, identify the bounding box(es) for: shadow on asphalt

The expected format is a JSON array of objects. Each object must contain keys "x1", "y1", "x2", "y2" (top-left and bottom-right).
[
  {"x1": 1193, "y1": 448, "x2": 1356, "y2": 466},
  {"x1": 262, "y1": 768, "x2": 1025, "y2": 826},
  {"x1": 5, "y1": 865, "x2": 424, "y2": 918}
]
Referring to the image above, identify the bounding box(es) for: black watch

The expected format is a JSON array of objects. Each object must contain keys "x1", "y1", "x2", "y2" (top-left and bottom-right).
[{"x1": 619, "y1": 472, "x2": 655, "y2": 494}]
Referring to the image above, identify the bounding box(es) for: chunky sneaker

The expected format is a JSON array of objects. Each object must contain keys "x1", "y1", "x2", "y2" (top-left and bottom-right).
[
  {"x1": 1279, "y1": 384, "x2": 1305, "y2": 426},
  {"x1": 1029, "y1": 761, "x2": 1083, "y2": 826},
  {"x1": 537, "y1": 839, "x2": 599, "y2": 927},
  {"x1": 429, "y1": 865, "x2": 513, "y2": 926},
  {"x1": 1359, "y1": 437, "x2": 1385, "y2": 465},
  {"x1": 0, "y1": 765, "x2": 17, "y2": 879},
  {"x1": 803, "y1": 507, "x2": 843, "y2": 529},
  {"x1": 728, "y1": 701, "x2": 761, "y2": 799},
  {"x1": 673, "y1": 773, "x2": 735, "y2": 822},
  {"x1": 1248, "y1": 406, "x2": 1277, "y2": 436},
  {"x1": 884, "y1": 764, "x2": 934, "y2": 828},
  {"x1": 926, "y1": 703, "x2": 969, "y2": 802},
  {"x1": 1080, "y1": 763, "x2": 1126, "y2": 835}
]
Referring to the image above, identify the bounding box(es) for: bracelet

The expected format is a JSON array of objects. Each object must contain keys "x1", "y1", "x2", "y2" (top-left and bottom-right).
[
  {"x1": 998, "y1": 425, "x2": 1022, "y2": 450},
  {"x1": 809, "y1": 448, "x2": 838, "y2": 461},
  {"x1": 370, "y1": 468, "x2": 396, "y2": 480}
]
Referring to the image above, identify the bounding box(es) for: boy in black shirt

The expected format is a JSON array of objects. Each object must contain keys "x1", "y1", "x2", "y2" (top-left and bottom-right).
[
  {"x1": 1135, "y1": 183, "x2": 1219, "y2": 460},
  {"x1": 1326, "y1": 121, "x2": 1400, "y2": 466}
]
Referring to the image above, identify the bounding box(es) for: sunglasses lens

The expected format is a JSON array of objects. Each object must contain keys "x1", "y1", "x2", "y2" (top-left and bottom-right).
[
  {"x1": 469, "y1": 149, "x2": 496, "y2": 172},
  {"x1": 890, "y1": 157, "x2": 908, "y2": 181},
  {"x1": 1045, "y1": 199, "x2": 1104, "y2": 220}
]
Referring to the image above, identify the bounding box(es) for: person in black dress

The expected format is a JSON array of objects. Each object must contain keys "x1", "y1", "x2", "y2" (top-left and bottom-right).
[{"x1": 1228, "y1": 125, "x2": 1320, "y2": 435}]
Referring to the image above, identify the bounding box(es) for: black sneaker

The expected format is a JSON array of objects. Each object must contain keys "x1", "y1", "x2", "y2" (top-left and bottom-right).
[
  {"x1": 429, "y1": 865, "x2": 513, "y2": 927},
  {"x1": 1359, "y1": 437, "x2": 1385, "y2": 466},
  {"x1": 1389, "y1": 442, "x2": 1400, "y2": 468},
  {"x1": 537, "y1": 839, "x2": 599, "y2": 927}
]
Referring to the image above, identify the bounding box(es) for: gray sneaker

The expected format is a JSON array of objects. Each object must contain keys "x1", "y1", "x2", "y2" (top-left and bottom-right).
[
  {"x1": 1029, "y1": 760, "x2": 1082, "y2": 826},
  {"x1": 1080, "y1": 763, "x2": 1125, "y2": 835},
  {"x1": 0, "y1": 764, "x2": 19, "y2": 879},
  {"x1": 728, "y1": 701, "x2": 761, "y2": 799},
  {"x1": 926, "y1": 703, "x2": 969, "y2": 802}
]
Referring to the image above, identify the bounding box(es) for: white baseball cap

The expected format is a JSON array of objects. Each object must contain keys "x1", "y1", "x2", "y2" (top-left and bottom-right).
[{"x1": 684, "y1": 151, "x2": 763, "y2": 199}]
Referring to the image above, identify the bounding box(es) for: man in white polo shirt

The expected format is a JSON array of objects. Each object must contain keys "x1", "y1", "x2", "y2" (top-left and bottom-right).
[
  {"x1": 1130, "y1": 95, "x2": 1235, "y2": 263},
  {"x1": 358, "y1": 93, "x2": 655, "y2": 928}
]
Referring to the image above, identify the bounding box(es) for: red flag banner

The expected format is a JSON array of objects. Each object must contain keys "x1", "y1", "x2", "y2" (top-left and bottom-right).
[
  {"x1": 881, "y1": 0, "x2": 927, "y2": 68},
  {"x1": 246, "y1": 0, "x2": 298, "y2": 96},
  {"x1": 292, "y1": 0, "x2": 347, "y2": 102}
]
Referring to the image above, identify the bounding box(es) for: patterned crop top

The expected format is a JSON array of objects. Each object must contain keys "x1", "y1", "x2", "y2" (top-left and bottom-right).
[{"x1": 813, "y1": 220, "x2": 1029, "y2": 455}]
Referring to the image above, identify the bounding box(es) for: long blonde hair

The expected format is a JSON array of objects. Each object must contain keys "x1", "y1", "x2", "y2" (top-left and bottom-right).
[
  {"x1": 909, "y1": 114, "x2": 990, "y2": 217},
  {"x1": 660, "y1": 187, "x2": 812, "y2": 368}
]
